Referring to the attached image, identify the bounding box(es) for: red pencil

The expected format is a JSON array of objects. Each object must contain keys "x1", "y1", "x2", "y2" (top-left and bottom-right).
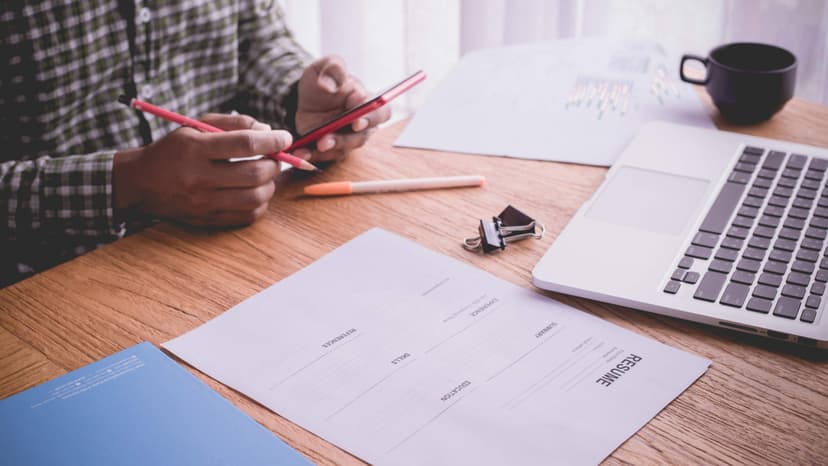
[{"x1": 118, "y1": 96, "x2": 318, "y2": 171}]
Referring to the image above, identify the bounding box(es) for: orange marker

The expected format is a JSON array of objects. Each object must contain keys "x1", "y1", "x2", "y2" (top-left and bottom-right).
[{"x1": 304, "y1": 175, "x2": 485, "y2": 196}]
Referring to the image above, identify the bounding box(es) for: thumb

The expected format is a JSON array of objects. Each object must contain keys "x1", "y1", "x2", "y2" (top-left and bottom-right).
[{"x1": 199, "y1": 113, "x2": 272, "y2": 131}]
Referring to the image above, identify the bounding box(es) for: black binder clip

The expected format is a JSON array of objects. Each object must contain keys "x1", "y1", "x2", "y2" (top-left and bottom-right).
[{"x1": 463, "y1": 205, "x2": 545, "y2": 253}]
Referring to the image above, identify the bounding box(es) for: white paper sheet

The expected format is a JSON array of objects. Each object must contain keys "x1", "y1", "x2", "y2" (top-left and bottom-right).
[
  {"x1": 395, "y1": 38, "x2": 715, "y2": 166},
  {"x1": 164, "y1": 228, "x2": 709, "y2": 465}
]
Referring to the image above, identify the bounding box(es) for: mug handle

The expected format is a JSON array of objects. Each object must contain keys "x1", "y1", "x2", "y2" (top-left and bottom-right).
[{"x1": 680, "y1": 54, "x2": 709, "y2": 85}]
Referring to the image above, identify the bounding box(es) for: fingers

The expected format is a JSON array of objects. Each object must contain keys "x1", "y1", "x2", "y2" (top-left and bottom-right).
[
  {"x1": 207, "y1": 159, "x2": 280, "y2": 188},
  {"x1": 210, "y1": 182, "x2": 275, "y2": 211},
  {"x1": 200, "y1": 113, "x2": 272, "y2": 131},
  {"x1": 308, "y1": 129, "x2": 376, "y2": 163},
  {"x1": 312, "y1": 55, "x2": 349, "y2": 93},
  {"x1": 187, "y1": 203, "x2": 270, "y2": 228},
  {"x1": 195, "y1": 129, "x2": 293, "y2": 160}
]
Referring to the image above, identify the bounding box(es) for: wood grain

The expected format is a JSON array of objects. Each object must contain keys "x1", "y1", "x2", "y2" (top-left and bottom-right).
[{"x1": 1, "y1": 95, "x2": 827, "y2": 465}]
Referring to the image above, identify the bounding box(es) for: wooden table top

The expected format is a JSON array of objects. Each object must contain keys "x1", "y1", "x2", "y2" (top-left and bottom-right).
[{"x1": 2, "y1": 94, "x2": 827, "y2": 465}]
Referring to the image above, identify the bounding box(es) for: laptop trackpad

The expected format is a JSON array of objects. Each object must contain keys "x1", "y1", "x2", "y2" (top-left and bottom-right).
[{"x1": 586, "y1": 166, "x2": 709, "y2": 236}]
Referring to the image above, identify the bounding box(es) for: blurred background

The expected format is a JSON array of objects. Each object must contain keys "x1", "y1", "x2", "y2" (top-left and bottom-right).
[{"x1": 278, "y1": 0, "x2": 827, "y2": 117}]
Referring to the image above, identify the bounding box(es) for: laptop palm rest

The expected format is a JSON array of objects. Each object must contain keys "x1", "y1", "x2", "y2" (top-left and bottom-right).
[{"x1": 585, "y1": 166, "x2": 709, "y2": 236}]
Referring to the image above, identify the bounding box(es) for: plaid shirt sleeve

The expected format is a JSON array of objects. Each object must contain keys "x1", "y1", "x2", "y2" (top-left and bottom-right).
[
  {"x1": 235, "y1": 1, "x2": 313, "y2": 129},
  {"x1": 0, "y1": 151, "x2": 125, "y2": 243}
]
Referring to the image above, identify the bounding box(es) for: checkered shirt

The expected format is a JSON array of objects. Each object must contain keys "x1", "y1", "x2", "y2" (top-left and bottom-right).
[{"x1": 0, "y1": 0, "x2": 311, "y2": 287}]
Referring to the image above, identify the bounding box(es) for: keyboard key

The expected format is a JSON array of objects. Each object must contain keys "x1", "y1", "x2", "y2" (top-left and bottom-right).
[
  {"x1": 684, "y1": 271, "x2": 700, "y2": 284},
  {"x1": 782, "y1": 168, "x2": 801, "y2": 179},
  {"x1": 802, "y1": 178, "x2": 821, "y2": 189},
  {"x1": 740, "y1": 153, "x2": 762, "y2": 164},
  {"x1": 816, "y1": 270, "x2": 828, "y2": 282},
  {"x1": 699, "y1": 182, "x2": 746, "y2": 235},
  {"x1": 777, "y1": 177, "x2": 797, "y2": 189},
  {"x1": 748, "y1": 236, "x2": 771, "y2": 250},
  {"x1": 737, "y1": 205, "x2": 758, "y2": 218},
  {"x1": 764, "y1": 260, "x2": 787, "y2": 275},
  {"x1": 734, "y1": 162, "x2": 756, "y2": 173},
  {"x1": 694, "y1": 271, "x2": 728, "y2": 302},
  {"x1": 778, "y1": 228, "x2": 800, "y2": 241},
  {"x1": 748, "y1": 187, "x2": 769, "y2": 198},
  {"x1": 672, "y1": 269, "x2": 686, "y2": 281},
  {"x1": 753, "y1": 285, "x2": 778, "y2": 300},
  {"x1": 743, "y1": 195, "x2": 764, "y2": 208},
  {"x1": 731, "y1": 270, "x2": 755, "y2": 285},
  {"x1": 773, "y1": 296, "x2": 801, "y2": 319},
  {"x1": 813, "y1": 207, "x2": 828, "y2": 218},
  {"x1": 721, "y1": 237, "x2": 744, "y2": 250},
  {"x1": 782, "y1": 284, "x2": 807, "y2": 299},
  {"x1": 791, "y1": 260, "x2": 815, "y2": 274},
  {"x1": 763, "y1": 205, "x2": 785, "y2": 217},
  {"x1": 758, "y1": 216, "x2": 780, "y2": 228},
  {"x1": 788, "y1": 207, "x2": 810, "y2": 220},
  {"x1": 787, "y1": 272, "x2": 811, "y2": 287},
  {"x1": 763, "y1": 151, "x2": 785, "y2": 169},
  {"x1": 746, "y1": 297, "x2": 773, "y2": 313},
  {"x1": 728, "y1": 171, "x2": 750, "y2": 184},
  {"x1": 678, "y1": 256, "x2": 694, "y2": 269},
  {"x1": 727, "y1": 226, "x2": 749, "y2": 239},
  {"x1": 787, "y1": 154, "x2": 807, "y2": 169},
  {"x1": 692, "y1": 231, "x2": 719, "y2": 248},
  {"x1": 736, "y1": 258, "x2": 761, "y2": 273},
  {"x1": 797, "y1": 249, "x2": 819, "y2": 263},
  {"x1": 805, "y1": 295, "x2": 821, "y2": 308},
  {"x1": 757, "y1": 168, "x2": 776, "y2": 179},
  {"x1": 732, "y1": 215, "x2": 753, "y2": 228},
  {"x1": 753, "y1": 177, "x2": 773, "y2": 189},
  {"x1": 715, "y1": 248, "x2": 738, "y2": 262},
  {"x1": 812, "y1": 282, "x2": 825, "y2": 296},
  {"x1": 783, "y1": 217, "x2": 805, "y2": 230},
  {"x1": 720, "y1": 283, "x2": 750, "y2": 308},
  {"x1": 773, "y1": 186, "x2": 793, "y2": 198},
  {"x1": 767, "y1": 195, "x2": 789, "y2": 207},
  {"x1": 743, "y1": 247, "x2": 765, "y2": 261},
  {"x1": 805, "y1": 227, "x2": 827, "y2": 240},
  {"x1": 774, "y1": 238, "x2": 796, "y2": 252},
  {"x1": 798, "y1": 188, "x2": 818, "y2": 200},
  {"x1": 709, "y1": 259, "x2": 733, "y2": 273},
  {"x1": 758, "y1": 272, "x2": 783, "y2": 287},
  {"x1": 818, "y1": 197, "x2": 828, "y2": 209},
  {"x1": 811, "y1": 216, "x2": 828, "y2": 229},
  {"x1": 686, "y1": 245, "x2": 713, "y2": 260},
  {"x1": 809, "y1": 158, "x2": 828, "y2": 171},
  {"x1": 753, "y1": 226, "x2": 775, "y2": 238},
  {"x1": 769, "y1": 249, "x2": 792, "y2": 263},
  {"x1": 664, "y1": 280, "x2": 681, "y2": 294},
  {"x1": 800, "y1": 238, "x2": 824, "y2": 251},
  {"x1": 800, "y1": 308, "x2": 818, "y2": 323},
  {"x1": 793, "y1": 198, "x2": 814, "y2": 209}
]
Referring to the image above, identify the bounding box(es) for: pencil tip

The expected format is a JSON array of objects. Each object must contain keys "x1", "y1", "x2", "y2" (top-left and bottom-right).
[
  {"x1": 117, "y1": 94, "x2": 131, "y2": 106},
  {"x1": 300, "y1": 160, "x2": 320, "y2": 172}
]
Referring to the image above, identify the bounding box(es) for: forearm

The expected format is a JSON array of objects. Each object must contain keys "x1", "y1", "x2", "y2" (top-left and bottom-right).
[{"x1": 0, "y1": 152, "x2": 126, "y2": 242}]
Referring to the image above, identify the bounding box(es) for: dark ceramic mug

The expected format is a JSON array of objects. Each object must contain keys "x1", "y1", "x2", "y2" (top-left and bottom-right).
[{"x1": 680, "y1": 42, "x2": 796, "y2": 124}]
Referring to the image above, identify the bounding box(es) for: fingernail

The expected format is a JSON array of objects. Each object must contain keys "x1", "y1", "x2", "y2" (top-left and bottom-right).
[
  {"x1": 319, "y1": 74, "x2": 338, "y2": 93},
  {"x1": 353, "y1": 118, "x2": 369, "y2": 131},
  {"x1": 319, "y1": 136, "x2": 335, "y2": 151}
]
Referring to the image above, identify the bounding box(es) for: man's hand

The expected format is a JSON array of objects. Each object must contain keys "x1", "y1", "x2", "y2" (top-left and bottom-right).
[
  {"x1": 293, "y1": 55, "x2": 392, "y2": 163},
  {"x1": 113, "y1": 114, "x2": 291, "y2": 227}
]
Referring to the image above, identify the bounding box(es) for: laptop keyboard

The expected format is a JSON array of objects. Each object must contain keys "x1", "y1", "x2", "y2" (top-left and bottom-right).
[{"x1": 664, "y1": 145, "x2": 826, "y2": 324}]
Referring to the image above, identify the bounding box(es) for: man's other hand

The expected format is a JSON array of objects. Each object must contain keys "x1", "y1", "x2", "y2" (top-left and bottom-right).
[
  {"x1": 113, "y1": 114, "x2": 291, "y2": 227},
  {"x1": 293, "y1": 55, "x2": 392, "y2": 163}
]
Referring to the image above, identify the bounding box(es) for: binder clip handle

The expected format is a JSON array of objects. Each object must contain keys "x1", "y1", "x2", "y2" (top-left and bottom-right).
[{"x1": 463, "y1": 205, "x2": 544, "y2": 253}]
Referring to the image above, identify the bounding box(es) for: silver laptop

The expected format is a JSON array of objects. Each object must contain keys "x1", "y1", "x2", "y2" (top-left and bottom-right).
[{"x1": 533, "y1": 121, "x2": 828, "y2": 348}]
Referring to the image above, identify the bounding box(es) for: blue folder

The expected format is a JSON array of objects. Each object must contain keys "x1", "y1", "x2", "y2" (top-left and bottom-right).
[{"x1": 0, "y1": 342, "x2": 311, "y2": 466}]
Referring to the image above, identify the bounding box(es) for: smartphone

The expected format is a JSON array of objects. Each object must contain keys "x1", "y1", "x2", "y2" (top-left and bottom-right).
[{"x1": 287, "y1": 70, "x2": 426, "y2": 151}]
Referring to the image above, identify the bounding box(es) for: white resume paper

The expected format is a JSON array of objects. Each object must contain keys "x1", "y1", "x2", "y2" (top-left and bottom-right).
[{"x1": 165, "y1": 229, "x2": 709, "y2": 465}]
